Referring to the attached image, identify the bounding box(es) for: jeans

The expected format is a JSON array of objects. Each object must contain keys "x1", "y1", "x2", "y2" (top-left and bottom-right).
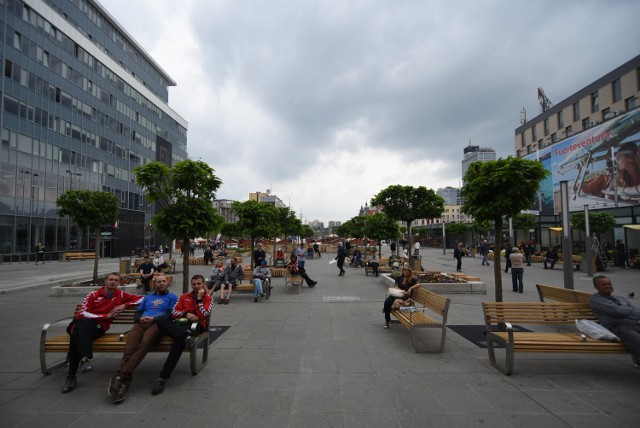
[
  {"x1": 253, "y1": 278, "x2": 265, "y2": 297},
  {"x1": 511, "y1": 268, "x2": 524, "y2": 292},
  {"x1": 481, "y1": 254, "x2": 489, "y2": 265},
  {"x1": 456, "y1": 257, "x2": 462, "y2": 271}
]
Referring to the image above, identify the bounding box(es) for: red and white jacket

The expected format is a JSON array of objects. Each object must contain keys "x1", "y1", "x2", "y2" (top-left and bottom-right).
[
  {"x1": 78, "y1": 287, "x2": 143, "y2": 330},
  {"x1": 171, "y1": 291, "x2": 213, "y2": 329}
]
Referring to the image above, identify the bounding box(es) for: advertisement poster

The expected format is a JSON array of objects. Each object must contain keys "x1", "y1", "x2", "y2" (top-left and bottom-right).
[{"x1": 525, "y1": 109, "x2": 640, "y2": 214}]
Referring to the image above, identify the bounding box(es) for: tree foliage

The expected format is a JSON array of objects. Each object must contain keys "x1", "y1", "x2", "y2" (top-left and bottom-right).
[
  {"x1": 57, "y1": 190, "x2": 119, "y2": 284},
  {"x1": 336, "y1": 216, "x2": 367, "y2": 245},
  {"x1": 472, "y1": 220, "x2": 492, "y2": 236},
  {"x1": 231, "y1": 200, "x2": 280, "y2": 267},
  {"x1": 134, "y1": 159, "x2": 223, "y2": 291},
  {"x1": 364, "y1": 213, "x2": 401, "y2": 256},
  {"x1": 461, "y1": 157, "x2": 549, "y2": 302},
  {"x1": 371, "y1": 185, "x2": 444, "y2": 250},
  {"x1": 571, "y1": 212, "x2": 616, "y2": 236},
  {"x1": 512, "y1": 213, "x2": 537, "y2": 231},
  {"x1": 446, "y1": 222, "x2": 468, "y2": 238},
  {"x1": 275, "y1": 207, "x2": 302, "y2": 256}
]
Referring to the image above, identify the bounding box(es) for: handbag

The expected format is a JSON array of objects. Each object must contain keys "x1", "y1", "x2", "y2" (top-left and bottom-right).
[
  {"x1": 387, "y1": 287, "x2": 405, "y2": 298},
  {"x1": 575, "y1": 319, "x2": 620, "y2": 341}
]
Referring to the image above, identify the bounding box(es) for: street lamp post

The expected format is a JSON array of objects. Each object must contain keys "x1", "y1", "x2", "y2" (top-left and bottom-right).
[
  {"x1": 584, "y1": 205, "x2": 593, "y2": 277},
  {"x1": 442, "y1": 222, "x2": 446, "y2": 255},
  {"x1": 560, "y1": 180, "x2": 574, "y2": 289}
]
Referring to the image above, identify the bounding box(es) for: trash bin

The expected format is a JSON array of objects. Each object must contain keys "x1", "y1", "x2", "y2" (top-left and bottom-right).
[{"x1": 119, "y1": 258, "x2": 131, "y2": 274}]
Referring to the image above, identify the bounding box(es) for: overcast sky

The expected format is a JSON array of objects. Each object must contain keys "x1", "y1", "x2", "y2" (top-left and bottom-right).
[{"x1": 99, "y1": 0, "x2": 640, "y2": 224}]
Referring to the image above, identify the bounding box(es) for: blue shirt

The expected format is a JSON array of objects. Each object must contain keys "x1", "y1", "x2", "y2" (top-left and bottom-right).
[{"x1": 138, "y1": 291, "x2": 178, "y2": 319}]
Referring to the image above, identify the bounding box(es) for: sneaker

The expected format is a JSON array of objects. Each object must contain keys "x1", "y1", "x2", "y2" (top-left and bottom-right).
[
  {"x1": 151, "y1": 377, "x2": 167, "y2": 395},
  {"x1": 61, "y1": 377, "x2": 77, "y2": 393},
  {"x1": 260, "y1": 293, "x2": 265, "y2": 297},
  {"x1": 383, "y1": 322, "x2": 390, "y2": 329},
  {"x1": 224, "y1": 299, "x2": 229, "y2": 305},
  {"x1": 108, "y1": 375, "x2": 125, "y2": 399},
  {"x1": 79, "y1": 357, "x2": 93, "y2": 373},
  {"x1": 308, "y1": 281, "x2": 317, "y2": 288},
  {"x1": 217, "y1": 298, "x2": 224, "y2": 304},
  {"x1": 254, "y1": 297, "x2": 258, "y2": 302},
  {"x1": 110, "y1": 378, "x2": 129, "y2": 404}
]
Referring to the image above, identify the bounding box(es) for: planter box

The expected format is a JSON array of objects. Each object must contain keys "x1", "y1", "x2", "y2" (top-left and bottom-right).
[
  {"x1": 380, "y1": 273, "x2": 486, "y2": 294},
  {"x1": 51, "y1": 284, "x2": 140, "y2": 297}
]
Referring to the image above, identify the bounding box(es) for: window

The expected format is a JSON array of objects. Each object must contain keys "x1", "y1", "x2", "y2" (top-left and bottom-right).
[
  {"x1": 602, "y1": 108, "x2": 612, "y2": 121},
  {"x1": 543, "y1": 118, "x2": 549, "y2": 136},
  {"x1": 557, "y1": 110, "x2": 564, "y2": 128},
  {"x1": 565, "y1": 125, "x2": 572, "y2": 137},
  {"x1": 591, "y1": 91, "x2": 599, "y2": 113},
  {"x1": 612, "y1": 79, "x2": 621, "y2": 103},
  {"x1": 573, "y1": 101, "x2": 580, "y2": 122},
  {"x1": 626, "y1": 97, "x2": 636, "y2": 111},
  {"x1": 531, "y1": 126, "x2": 537, "y2": 141},
  {"x1": 582, "y1": 118, "x2": 591, "y2": 130},
  {"x1": 520, "y1": 133, "x2": 525, "y2": 148},
  {"x1": 551, "y1": 133, "x2": 557, "y2": 143}
]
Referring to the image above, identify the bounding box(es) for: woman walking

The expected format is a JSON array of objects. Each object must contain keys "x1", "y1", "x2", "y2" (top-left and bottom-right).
[{"x1": 510, "y1": 247, "x2": 525, "y2": 293}]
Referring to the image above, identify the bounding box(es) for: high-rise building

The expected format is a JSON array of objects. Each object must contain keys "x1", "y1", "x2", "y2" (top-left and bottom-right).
[
  {"x1": 436, "y1": 187, "x2": 462, "y2": 205},
  {"x1": 249, "y1": 191, "x2": 287, "y2": 208},
  {"x1": 461, "y1": 144, "x2": 496, "y2": 178},
  {"x1": 1, "y1": 0, "x2": 188, "y2": 256}
]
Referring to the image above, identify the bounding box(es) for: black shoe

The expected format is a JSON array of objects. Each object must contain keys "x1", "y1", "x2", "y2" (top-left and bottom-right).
[
  {"x1": 79, "y1": 357, "x2": 93, "y2": 373},
  {"x1": 260, "y1": 293, "x2": 265, "y2": 297},
  {"x1": 218, "y1": 299, "x2": 224, "y2": 304},
  {"x1": 254, "y1": 297, "x2": 258, "y2": 302},
  {"x1": 308, "y1": 281, "x2": 317, "y2": 288},
  {"x1": 61, "y1": 377, "x2": 77, "y2": 393},
  {"x1": 151, "y1": 378, "x2": 167, "y2": 395},
  {"x1": 383, "y1": 322, "x2": 390, "y2": 329},
  {"x1": 224, "y1": 299, "x2": 229, "y2": 305},
  {"x1": 108, "y1": 375, "x2": 129, "y2": 404}
]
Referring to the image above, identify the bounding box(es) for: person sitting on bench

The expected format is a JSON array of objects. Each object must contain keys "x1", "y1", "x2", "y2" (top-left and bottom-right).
[
  {"x1": 252, "y1": 260, "x2": 271, "y2": 302},
  {"x1": 287, "y1": 256, "x2": 317, "y2": 288}
]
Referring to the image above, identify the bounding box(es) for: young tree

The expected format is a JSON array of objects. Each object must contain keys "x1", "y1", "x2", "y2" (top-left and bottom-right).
[
  {"x1": 461, "y1": 157, "x2": 549, "y2": 302},
  {"x1": 446, "y1": 222, "x2": 469, "y2": 244},
  {"x1": 364, "y1": 213, "x2": 401, "y2": 257},
  {"x1": 134, "y1": 160, "x2": 223, "y2": 292},
  {"x1": 231, "y1": 200, "x2": 280, "y2": 267},
  {"x1": 371, "y1": 185, "x2": 444, "y2": 251},
  {"x1": 571, "y1": 212, "x2": 616, "y2": 240},
  {"x1": 275, "y1": 207, "x2": 302, "y2": 257},
  {"x1": 57, "y1": 190, "x2": 119, "y2": 284},
  {"x1": 472, "y1": 220, "x2": 492, "y2": 237}
]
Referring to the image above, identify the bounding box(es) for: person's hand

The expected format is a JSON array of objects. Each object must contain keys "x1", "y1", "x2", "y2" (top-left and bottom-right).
[
  {"x1": 186, "y1": 313, "x2": 199, "y2": 322},
  {"x1": 197, "y1": 287, "x2": 206, "y2": 300},
  {"x1": 140, "y1": 315, "x2": 154, "y2": 323}
]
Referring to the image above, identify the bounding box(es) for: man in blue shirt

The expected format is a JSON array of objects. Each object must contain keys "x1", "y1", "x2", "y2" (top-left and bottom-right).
[{"x1": 108, "y1": 275, "x2": 177, "y2": 404}]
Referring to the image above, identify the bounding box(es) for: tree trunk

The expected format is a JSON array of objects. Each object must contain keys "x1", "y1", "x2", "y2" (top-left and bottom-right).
[
  {"x1": 406, "y1": 223, "x2": 413, "y2": 254},
  {"x1": 182, "y1": 238, "x2": 190, "y2": 293},
  {"x1": 250, "y1": 237, "x2": 255, "y2": 269},
  {"x1": 493, "y1": 218, "x2": 503, "y2": 302},
  {"x1": 93, "y1": 226, "x2": 100, "y2": 284}
]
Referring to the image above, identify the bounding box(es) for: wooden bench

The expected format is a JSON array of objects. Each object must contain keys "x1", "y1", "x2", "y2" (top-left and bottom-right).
[
  {"x1": 40, "y1": 304, "x2": 212, "y2": 376},
  {"x1": 231, "y1": 267, "x2": 271, "y2": 300},
  {"x1": 536, "y1": 283, "x2": 592, "y2": 304},
  {"x1": 482, "y1": 301, "x2": 637, "y2": 375},
  {"x1": 283, "y1": 269, "x2": 304, "y2": 288},
  {"x1": 63, "y1": 252, "x2": 96, "y2": 261},
  {"x1": 364, "y1": 258, "x2": 396, "y2": 276},
  {"x1": 390, "y1": 287, "x2": 451, "y2": 353}
]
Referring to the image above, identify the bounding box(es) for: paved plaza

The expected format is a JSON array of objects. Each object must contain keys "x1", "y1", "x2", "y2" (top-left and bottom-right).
[{"x1": 0, "y1": 247, "x2": 638, "y2": 427}]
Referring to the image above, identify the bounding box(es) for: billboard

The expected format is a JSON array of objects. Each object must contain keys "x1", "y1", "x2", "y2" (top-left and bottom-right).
[{"x1": 525, "y1": 109, "x2": 640, "y2": 214}]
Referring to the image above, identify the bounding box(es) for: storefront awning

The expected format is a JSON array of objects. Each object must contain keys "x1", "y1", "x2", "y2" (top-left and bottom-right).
[{"x1": 623, "y1": 224, "x2": 640, "y2": 230}]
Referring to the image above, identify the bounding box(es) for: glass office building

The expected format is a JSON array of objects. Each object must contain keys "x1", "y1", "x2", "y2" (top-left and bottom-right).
[{"x1": 0, "y1": 0, "x2": 188, "y2": 258}]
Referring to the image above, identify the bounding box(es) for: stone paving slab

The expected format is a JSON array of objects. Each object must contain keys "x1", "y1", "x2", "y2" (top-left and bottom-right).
[{"x1": 0, "y1": 247, "x2": 638, "y2": 427}]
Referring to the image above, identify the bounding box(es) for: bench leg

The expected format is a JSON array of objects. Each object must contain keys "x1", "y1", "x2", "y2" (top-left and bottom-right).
[
  {"x1": 410, "y1": 324, "x2": 447, "y2": 353},
  {"x1": 40, "y1": 323, "x2": 69, "y2": 375},
  {"x1": 486, "y1": 333, "x2": 515, "y2": 375},
  {"x1": 189, "y1": 333, "x2": 210, "y2": 375}
]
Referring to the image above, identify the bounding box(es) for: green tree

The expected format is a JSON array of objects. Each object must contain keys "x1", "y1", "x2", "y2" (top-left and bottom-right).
[
  {"x1": 336, "y1": 216, "x2": 366, "y2": 246},
  {"x1": 134, "y1": 159, "x2": 223, "y2": 292},
  {"x1": 472, "y1": 220, "x2": 492, "y2": 237},
  {"x1": 364, "y1": 213, "x2": 401, "y2": 256},
  {"x1": 275, "y1": 207, "x2": 302, "y2": 258},
  {"x1": 57, "y1": 190, "x2": 119, "y2": 284},
  {"x1": 513, "y1": 213, "x2": 537, "y2": 232},
  {"x1": 571, "y1": 212, "x2": 616, "y2": 239},
  {"x1": 371, "y1": 185, "x2": 444, "y2": 250},
  {"x1": 461, "y1": 157, "x2": 549, "y2": 302},
  {"x1": 446, "y1": 222, "x2": 468, "y2": 243},
  {"x1": 300, "y1": 224, "x2": 315, "y2": 239},
  {"x1": 231, "y1": 200, "x2": 280, "y2": 267}
]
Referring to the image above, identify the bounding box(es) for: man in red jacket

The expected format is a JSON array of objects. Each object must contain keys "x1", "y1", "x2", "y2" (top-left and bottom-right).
[
  {"x1": 62, "y1": 272, "x2": 142, "y2": 393},
  {"x1": 150, "y1": 274, "x2": 213, "y2": 395}
]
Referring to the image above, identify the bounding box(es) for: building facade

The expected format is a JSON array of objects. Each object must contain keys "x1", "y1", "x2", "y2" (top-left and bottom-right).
[
  {"x1": 0, "y1": 0, "x2": 188, "y2": 257},
  {"x1": 436, "y1": 186, "x2": 462, "y2": 205},
  {"x1": 461, "y1": 144, "x2": 496, "y2": 178},
  {"x1": 515, "y1": 55, "x2": 640, "y2": 158}
]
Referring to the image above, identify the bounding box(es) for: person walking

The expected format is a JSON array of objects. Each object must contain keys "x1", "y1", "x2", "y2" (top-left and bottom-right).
[
  {"x1": 453, "y1": 242, "x2": 464, "y2": 272},
  {"x1": 335, "y1": 241, "x2": 346, "y2": 276},
  {"x1": 480, "y1": 240, "x2": 490, "y2": 266},
  {"x1": 510, "y1": 247, "x2": 525, "y2": 293}
]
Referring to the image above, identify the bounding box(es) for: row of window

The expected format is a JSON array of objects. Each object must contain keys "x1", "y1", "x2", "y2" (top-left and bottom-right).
[{"x1": 6, "y1": 2, "x2": 187, "y2": 140}]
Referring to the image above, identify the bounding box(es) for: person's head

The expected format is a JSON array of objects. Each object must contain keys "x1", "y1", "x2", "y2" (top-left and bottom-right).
[
  {"x1": 144, "y1": 255, "x2": 150, "y2": 262},
  {"x1": 257, "y1": 243, "x2": 263, "y2": 249},
  {"x1": 402, "y1": 263, "x2": 412, "y2": 277},
  {"x1": 154, "y1": 275, "x2": 169, "y2": 293},
  {"x1": 230, "y1": 257, "x2": 237, "y2": 266},
  {"x1": 104, "y1": 272, "x2": 121, "y2": 292},
  {"x1": 261, "y1": 259, "x2": 268, "y2": 267},
  {"x1": 511, "y1": 247, "x2": 520, "y2": 253},
  {"x1": 214, "y1": 260, "x2": 223, "y2": 268},
  {"x1": 191, "y1": 275, "x2": 205, "y2": 292},
  {"x1": 300, "y1": 243, "x2": 304, "y2": 248},
  {"x1": 154, "y1": 251, "x2": 160, "y2": 257},
  {"x1": 593, "y1": 275, "x2": 613, "y2": 297}
]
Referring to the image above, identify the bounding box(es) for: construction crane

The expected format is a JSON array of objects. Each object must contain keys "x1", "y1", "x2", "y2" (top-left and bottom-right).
[{"x1": 538, "y1": 87, "x2": 552, "y2": 113}]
